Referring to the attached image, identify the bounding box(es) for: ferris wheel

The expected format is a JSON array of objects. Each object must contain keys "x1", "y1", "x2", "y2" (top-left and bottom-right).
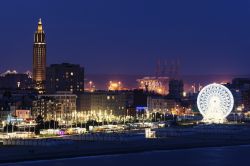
[{"x1": 197, "y1": 83, "x2": 234, "y2": 123}]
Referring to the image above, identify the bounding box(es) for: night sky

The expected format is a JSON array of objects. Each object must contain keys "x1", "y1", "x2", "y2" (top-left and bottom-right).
[{"x1": 0, "y1": 0, "x2": 249, "y2": 75}]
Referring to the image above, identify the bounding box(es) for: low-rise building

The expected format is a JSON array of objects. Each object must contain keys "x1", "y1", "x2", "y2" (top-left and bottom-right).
[
  {"x1": 15, "y1": 110, "x2": 31, "y2": 120},
  {"x1": 0, "y1": 71, "x2": 32, "y2": 90},
  {"x1": 77, "y1": 91, "x2": 131, "y2": 116},
  {"x1": 147, "y1": 96, "x2": 175, "y2": 114}
]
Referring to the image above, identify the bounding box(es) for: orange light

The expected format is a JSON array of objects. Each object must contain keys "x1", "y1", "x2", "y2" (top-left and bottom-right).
[{"x1": 108, "y1": 81, "x2": 123, "y2": 90}]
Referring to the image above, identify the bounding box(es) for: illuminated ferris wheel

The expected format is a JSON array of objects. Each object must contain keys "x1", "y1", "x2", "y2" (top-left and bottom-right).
[{"x1": 197, "y1": 83, "x2": 234, "y2": 123}]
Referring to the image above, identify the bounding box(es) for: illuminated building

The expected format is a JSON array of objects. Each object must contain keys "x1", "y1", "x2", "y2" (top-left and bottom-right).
[
  {"x1": 197, "y1": 83, "x2": 234, "y2": 123},
  {"x1": 108, "y1": 81, "x2": 123, "y2": 91},
  {"x1": 15, "y1": 110, "x2": 31, "y2": 120},
  {"x1": 0, "y1": 90, "x2": 34, "y2": 121},
  {"x1": 77, "y1": 91, "x2": 129, "y2": 116},
  {"x1": 33, "y1": 18, "x2": 46, "y2": 93},
  {"x1": 137, "y1": 77, "x2": 169, "y2": 95},
  {"x1": 46, "y1": 63, "x2": 84, "y2": 93},
  {"x1": 32, "y1": 96, "x2": 57, "y2": 121},
  {"x1": 32, "y1": 91, "x2": 77, "y2": 123},
  {"x1": 76, "y1": 89, "x2": 177, "y2": 121}
]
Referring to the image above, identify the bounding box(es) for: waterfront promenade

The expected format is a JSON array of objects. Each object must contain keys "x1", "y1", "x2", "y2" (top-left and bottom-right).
[{"x1": 0, "y1": 125, "x2": 250, "y2": 163}]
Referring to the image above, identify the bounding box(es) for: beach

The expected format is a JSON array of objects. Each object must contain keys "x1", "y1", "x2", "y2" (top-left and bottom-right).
[{"x1": 0, "y1": 130, "x2": 250, "y2": 164}]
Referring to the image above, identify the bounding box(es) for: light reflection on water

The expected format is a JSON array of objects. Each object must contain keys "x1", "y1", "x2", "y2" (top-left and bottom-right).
[{"x1": 2, "y1": 145, "x2": 250, "y2": 166}]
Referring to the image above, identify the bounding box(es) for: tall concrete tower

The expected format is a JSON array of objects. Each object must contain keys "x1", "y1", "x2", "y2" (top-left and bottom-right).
[{"x1": 33, "y1": 18, "x2": 46, "y2": 93}]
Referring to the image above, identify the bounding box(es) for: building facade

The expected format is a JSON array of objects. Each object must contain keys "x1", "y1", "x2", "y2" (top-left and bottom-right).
[
  {"x1": 168, "y1": 79, "x2": 184, "y2": 100},
  {"x1": 147, "y1": 96, "x2": 175, "y2": 114},
  {"x1": 46, "y1": 63, "x2": 84, "y2": 94},
  {"x1": 137, "y1": 77, "x2": 169, "y2": 95},
  {"x1": 32, "y1": 96, "x2": 57, "y2": 121},
  {"x1": 77, "y1": 91, "x2": 130, "y2": 116},
  {"x1": 33, "y1": 19, "x2": 46, "y2": 93},
  {"x1": 230, "y1": 78, "x2": 250, "y2": 112},
  {"x1": 32, "y1": 91, "x2": 77, "y2": 124},
  {"x1": 77, "y1": 90, "x2": 177, "y2": 117},
  {"x1": 15, "y1": 110, "x2": 31, "y2": 120},
  {"x1": 0, "y1": 72, "x2": 32, "y2": 90}
]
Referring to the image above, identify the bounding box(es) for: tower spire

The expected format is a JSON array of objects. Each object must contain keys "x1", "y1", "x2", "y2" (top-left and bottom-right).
[
  {"x1": 37, "y1": 18, "x2": 43, "y2": 33},
  {"x1": 33, "y1": 18, "x2": 46, "y2": 93}
]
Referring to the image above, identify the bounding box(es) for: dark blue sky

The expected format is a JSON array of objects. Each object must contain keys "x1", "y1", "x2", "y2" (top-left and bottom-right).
[{"x1": 0, "y1": 0, "x2": 249, "y2": 75}]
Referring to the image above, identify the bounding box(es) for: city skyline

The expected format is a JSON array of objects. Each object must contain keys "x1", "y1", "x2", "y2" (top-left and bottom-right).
[
  {"x1": 0, "y1": 0, "x2": 249, "y2": 76},
  {"x1": 0, "y1": 1, "x2": 250, "y2": 164}
]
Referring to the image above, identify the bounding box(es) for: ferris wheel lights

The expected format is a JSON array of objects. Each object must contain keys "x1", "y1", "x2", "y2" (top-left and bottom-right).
[{"x1": 197, "y1": 83, "x2": 234, "y2": 123}]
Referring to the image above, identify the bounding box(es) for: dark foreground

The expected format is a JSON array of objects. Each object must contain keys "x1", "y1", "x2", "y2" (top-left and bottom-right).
[
  {"x1": 2, "y1": 145, "x2": 250, "y2": 166},
  {"x1": 0, "y1": 131, "x2": 250, "y2": 164}
]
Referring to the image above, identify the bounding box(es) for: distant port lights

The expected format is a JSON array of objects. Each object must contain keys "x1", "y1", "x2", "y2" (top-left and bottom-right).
[
  {"x1": 197, "y1": 83, "x2": 234, "y2": 123},
  {"x1": 108, "y1": 81, "x2": 123, "y2": 91}
]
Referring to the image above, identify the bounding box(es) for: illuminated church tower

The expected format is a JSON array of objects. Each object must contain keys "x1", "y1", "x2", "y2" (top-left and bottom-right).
[{"x1": 33, "y1": 18, "x2": 46, "y2": 93}]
